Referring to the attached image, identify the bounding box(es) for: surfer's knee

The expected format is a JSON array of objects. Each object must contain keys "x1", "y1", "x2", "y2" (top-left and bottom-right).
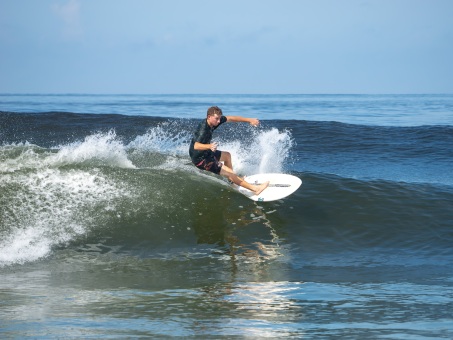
[
  {"x1": 220, "y1": 166, "x2": 232, "y2": 178},
  {"x1": 221, "y1": 151, "x2": 231, "y2": 163}
]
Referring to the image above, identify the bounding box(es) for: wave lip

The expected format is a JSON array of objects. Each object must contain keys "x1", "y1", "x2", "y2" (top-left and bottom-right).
[
  {"x1": 50, "y1": 130, "x2": 135, "y2": 169},
  {"x1": 1, "y1": 131, "x2": 136, "y2": 174}
]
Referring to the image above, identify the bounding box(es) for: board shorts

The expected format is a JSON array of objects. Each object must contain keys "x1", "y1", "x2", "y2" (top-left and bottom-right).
[{"x1": 194, "y1": 150, "x2": 223, "y2": 175}]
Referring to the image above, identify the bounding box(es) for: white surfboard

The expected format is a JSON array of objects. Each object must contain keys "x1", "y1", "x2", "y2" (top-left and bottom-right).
[{"x1": 235, "y1": 173, "x2": 302, "y2": 202}]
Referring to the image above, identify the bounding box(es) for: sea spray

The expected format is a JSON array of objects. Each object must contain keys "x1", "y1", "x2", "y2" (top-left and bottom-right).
[
  {"x1": 127, "y1": 122, "x2": 191, "y2": 157},
  {"x1": 0, "y1": 167, "x2": 130, "y2": 266},
  {"x1": 49, "y1": 130, "x2": 135, "y2": 169},
  {"x1": 223, "y1": 128, "x2": 294, "y2": 175}
]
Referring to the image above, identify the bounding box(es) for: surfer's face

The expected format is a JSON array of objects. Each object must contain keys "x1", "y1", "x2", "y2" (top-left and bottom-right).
[{"x1": 207, "y1": 114, "x2": 222, "y2": 127}]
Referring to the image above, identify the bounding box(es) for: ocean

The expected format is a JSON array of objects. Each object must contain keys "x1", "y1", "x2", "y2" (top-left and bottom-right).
[{"x1": 1, "y1": 94, "x2": 453, "y2": 338}]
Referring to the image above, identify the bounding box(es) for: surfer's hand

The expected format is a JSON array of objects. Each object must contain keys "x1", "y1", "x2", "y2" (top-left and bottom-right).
[
  {"x1": 210, "y1": 142, "x2": 218, "y2": 151},
  {"x1": 249, "y1": 118, "x2": 260, "y2": 127}
]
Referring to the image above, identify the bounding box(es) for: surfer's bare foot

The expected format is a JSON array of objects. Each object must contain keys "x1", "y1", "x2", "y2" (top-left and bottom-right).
[{"x1": 253, "y1": 181, "x2": 269, "y2": 195}]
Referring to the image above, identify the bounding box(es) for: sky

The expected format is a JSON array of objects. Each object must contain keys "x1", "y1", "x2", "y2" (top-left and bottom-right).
[{"x1": 0, "y1": 0, "x2": 452, "y2": 94}]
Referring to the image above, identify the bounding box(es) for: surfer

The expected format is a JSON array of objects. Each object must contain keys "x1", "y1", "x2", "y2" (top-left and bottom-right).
[{"x1": 189, "y1": 106, "x2": 269, "y2": 195}]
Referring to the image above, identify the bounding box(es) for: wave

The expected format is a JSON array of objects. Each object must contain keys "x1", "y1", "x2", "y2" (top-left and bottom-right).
[
  {"x1": 1, "y1": 113, "x2": 452, "y2": 267},
  {"x1": 0, "y1": 125, "x2": 295, "y2": 266},
  {"x1": 2, "y1": 162, "x2": 452, "y2": 268},
  {"x1": 1, "y1": 149, "x2": 452, "y2": 268}
]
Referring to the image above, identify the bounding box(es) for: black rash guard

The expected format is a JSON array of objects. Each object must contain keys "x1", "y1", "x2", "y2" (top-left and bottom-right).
[{"x1": 189, "y1": 115, "x2": 227, "y2": 164}]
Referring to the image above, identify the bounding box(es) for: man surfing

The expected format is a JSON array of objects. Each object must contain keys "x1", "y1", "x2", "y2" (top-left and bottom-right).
[{"x1": 189, "y1": 106, "x2": 269, "y2": 195}]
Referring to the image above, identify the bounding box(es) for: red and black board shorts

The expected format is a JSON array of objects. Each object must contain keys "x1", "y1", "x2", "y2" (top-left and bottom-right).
[{"x1": 194, "y1": 150, "x2": 223, "y2": 175}]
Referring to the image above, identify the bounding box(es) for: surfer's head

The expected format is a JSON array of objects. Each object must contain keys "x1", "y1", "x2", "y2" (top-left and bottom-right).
[
  {"x1": 207, "y1": 106, "x2": 223, "y2": 127},
  {"x1": 207, "y1": 106, "x2": 222, "y2": 118}
]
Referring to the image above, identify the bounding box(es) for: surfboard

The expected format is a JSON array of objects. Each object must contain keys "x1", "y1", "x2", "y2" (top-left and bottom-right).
[{"x1": 234, "y1": 173, "x2": 302, "y2": 202}]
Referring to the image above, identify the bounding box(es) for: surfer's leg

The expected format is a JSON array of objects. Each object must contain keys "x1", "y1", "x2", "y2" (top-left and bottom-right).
[
  {"x1": 220, "y1": 166, "x2": 269, "y2": 195},
  {"x1": 219, "y1": 151, "x2": 233, "y2": 171}
]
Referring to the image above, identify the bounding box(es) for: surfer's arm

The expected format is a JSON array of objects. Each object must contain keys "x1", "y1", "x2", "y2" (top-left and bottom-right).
[
  {"x1": 225, "y1": 116, "x2": 260, "y2": 127},
  {"x1": 194, "y1": 142, "x2": 218, "y2": 152}
]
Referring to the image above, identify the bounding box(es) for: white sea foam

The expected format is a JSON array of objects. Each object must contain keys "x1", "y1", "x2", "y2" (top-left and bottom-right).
[
  {"x1": 1, "y1": 131, "x2": 135, "y2": 173},
  {"x1": 0, "y1": 143, "x2": 46, "y2": 173},
  {"x1": 127, "y1": 123, "x2": 190, "y2": 157},
  {"x1": 49, "y1": 130, "x2": 135, "y2": 168},
  {"x1": 0, "y1": 168, "x2": 127, "y2": 266}
]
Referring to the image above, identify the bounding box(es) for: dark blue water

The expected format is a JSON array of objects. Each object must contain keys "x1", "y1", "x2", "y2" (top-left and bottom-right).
[
  {"x1": 2, "y1": 93, "x2": 453, "y2": 125},
  {"x1": 1, "y1": 94, "x2": 453, "y2": 338}
]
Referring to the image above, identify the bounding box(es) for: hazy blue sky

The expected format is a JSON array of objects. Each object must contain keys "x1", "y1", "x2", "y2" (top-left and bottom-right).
[{"x1": 1, "y1": 0, "x2": 452, "y2": 94}]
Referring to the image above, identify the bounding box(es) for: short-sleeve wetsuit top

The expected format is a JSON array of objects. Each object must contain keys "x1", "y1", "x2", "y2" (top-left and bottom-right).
[{"x1": 189, "y1": 115, "x2": 227, "y2": 164}]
